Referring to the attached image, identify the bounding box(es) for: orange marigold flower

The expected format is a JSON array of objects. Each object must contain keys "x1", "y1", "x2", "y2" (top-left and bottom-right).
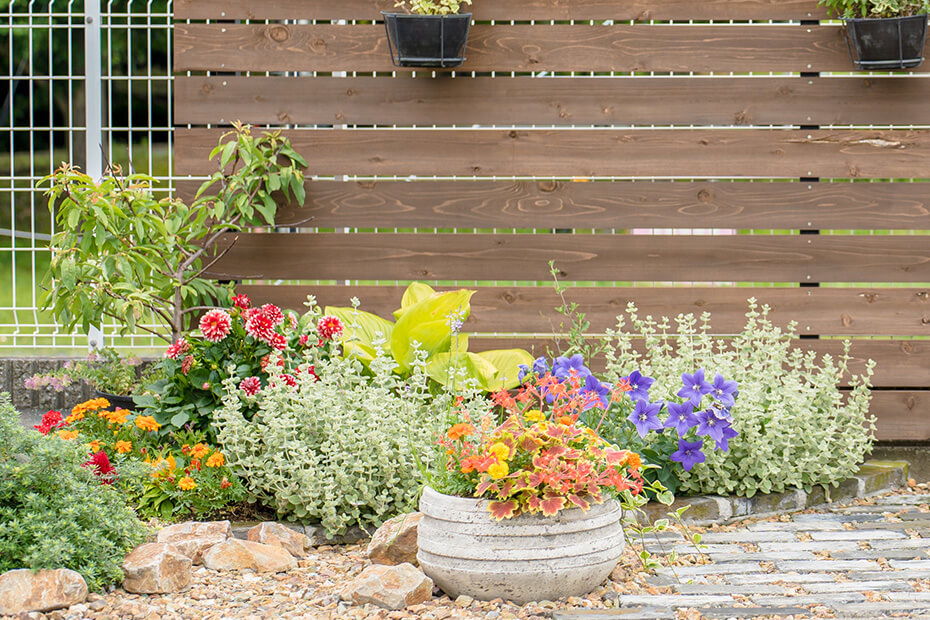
[
  {"x1": 557, "y1": 415, "x2": 575, "y2": 426},
  {"x1": 102, "y1": 408, "x2": 129, "y2": 425},
  {"x1": 57, "y1": 429, "x2": 79, "y2": 440},
  {"x1": 190, "y1": 443, "x2": 210, "y2": 460},
  {"x1": 178, "y1": 476, "x2": 197, "y2": 491},
  {"x1": 64, "y1": 411, "x2": 84, "y2": 424},
  {"x1": 88, "y1": 439, "x2": 101, "y2": 453},
  {"x1": 447, "y1": 423, "x2": 475, "y2": 441},
  {"x1": 114, "y1": 440, "x2": 132, "y2": 454},
  {"x1": 487, "y1": 461, "x2": 509, "y2": 480},
  {"x1": 206, "y1": 452, "x2": 225, "y2": 468},
  {"x1": 625, "y1": 451, "x2": 642, "y2": 470},
  {"x1": 71, "y1": 397, "x2": 109, "y2": 416},
  {"x1": 134, "y1": 415, "x2": 160, "y2": 433}
]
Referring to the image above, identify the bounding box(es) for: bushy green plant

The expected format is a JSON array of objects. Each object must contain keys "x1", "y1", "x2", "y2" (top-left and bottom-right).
[
  {"x1": 819, "y1": 0, "x2": 929, "y2": 17},
  {"x1": 393, "y1": 0, "x2": 471, "y2": 15},
  {"x1": 24, "y1": 347, "x2": 152, "y2": 395},
  {"x1": 214, "y1": 348, "x2": 449, "y2": 537},
  {"x1": 601, "y1": 300, "x2": 876, "y2": 497},
  {"x1": 0, "y1": 393, "x2": 148, "y2": 591}
]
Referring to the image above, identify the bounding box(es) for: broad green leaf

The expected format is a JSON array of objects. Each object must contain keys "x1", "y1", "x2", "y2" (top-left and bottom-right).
[
  {"x1": 391, "y1": 289, "x2": 473, "y2": 373},
  {"x1": 427, "y1": 351, "x2": 498, "y2": 391},
  {"x1": 324, "y1": 305, "x2": 394, "y2": 353},
  {"x1": 476, "y1": 348, "x2": 535, "y2": 391},
  {"x1": 170, "y1": 412, "x2": 191, "y2": 427},
  {"x1": 393, "y1": 282, "x2": 435, "y2": 320}
]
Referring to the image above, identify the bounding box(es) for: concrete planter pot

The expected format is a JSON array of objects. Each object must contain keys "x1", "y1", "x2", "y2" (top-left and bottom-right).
[{"x1": 417, "y1": 486, "x2": 625, "y2": 604}]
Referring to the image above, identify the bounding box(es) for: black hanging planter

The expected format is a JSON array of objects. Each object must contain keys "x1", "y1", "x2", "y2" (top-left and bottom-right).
[
  {"x1": 381, "y1": 12, "x2": 472, "y2": 68},
  {"x1": 94, "y1": 389, "x2": 138, "y2": 412},
  {"x1": 844, "y1": 14, "x2": 928, "y2": 70}
]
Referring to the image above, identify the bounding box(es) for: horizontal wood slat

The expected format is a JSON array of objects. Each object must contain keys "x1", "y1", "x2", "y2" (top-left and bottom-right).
[
  {"x1": 176, "y1": 128, "x2": 930, "y2": 179},
  {"x1": 207, "y1": 233, "x2": 930, "y2": 283},
  {"x1": 237, "y1": 285, "x2": 930, "y2": 337},
  {"x1": 174, "y1": 24, "x2": 855, "y2": 73},
  {"x1": 174, "y1": 0, "x2": 829, "y2": 22},
  {"x1": 174, "y1": 179, "x2": 930, "y2": 231},
  {"x1": 175, "y1": 76, "x2": 930, "y2": 128},
  {"x1": 867, "y1": 391, "x2": 930, "y2": 441}
]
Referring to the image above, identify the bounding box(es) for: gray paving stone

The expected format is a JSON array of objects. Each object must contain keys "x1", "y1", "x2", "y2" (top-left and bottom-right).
[
  {"x1": 832, "y1": 548, "x2": 926, "y2": 560},
  {"x1": 619, "y1": 594, "x2": 735, "y2": 607},
  {"x1": 868, "y1": 538, "x2": 930, "y2": 549},
  {"x1": 750, "y1": 593, "x2": 866, "y2": 605},
  {"x1": 899, "y1": 510, "x2": 930, "y2": 521},
  {"x1": 654, "y1": 563, "x2": 762, "y2": 577},
  {"x1": 550, "y1": 609, "x2": 671, "y2": 620},
  {"x1": 758, "y1": 541, "x2": 858, "y2": 553},
  {"x1": 674, "y1": 583, "x2": 786, "y2": 595},
  {"x1": 874, "y1": 494, "x2": 930, "y2": 505},
  {"x1": 699, "y1": 531, "x2": 798, "y2": 544},
  {"x1": 829, "y1": 601, "x2": 930, "y2": 617},
  {"x1": 809, "y1": 529, "x2": 907, "y2": 541},
  {"x1": 666, "y1": 544, "x2": 744, "y2": 555},
  {"x1": 849, "y1": 569, "x2": 930, "y2": 580},
  {"x1": 885, "y1": 591, "x2": 930, "y2": 601},
  {"x1": 775, "y1": 559, "x2": 881, "y2": 572},
  {"x1": 794, "y1": 512, "x2": 885, "y2": 523},
  {"x1": 849, "y1": 520, "x2": 930, "y2": 531},
  {"x1": 889, "y1": 559, "x2": 930, "y2": 570},
  {"x1": 709, "y1": 551, "x2": 817, "y2": 562},
  {"x1": 802, "y1": 580, "x2": 914, "y2": 593},
  {"x1": 693, "y1": 606, "x2": 812, "y2": 619},
  {"x1": 748, "y1": 521, "x2": 844, "y2": 532},
  {"x1": 725, "y1": 572, "x2": 836, "y2": 585}
]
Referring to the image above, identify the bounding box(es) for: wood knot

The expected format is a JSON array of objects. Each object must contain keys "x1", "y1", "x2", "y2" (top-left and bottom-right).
[
  {"x1": 860, "y1": 292, "x2": 878, "y2": 303},
  {"x1": 346, "y1": 89, "x2": 355, "y2": 97},
  {"x1": 538, "y1": 180, "x2": 558, "y2": 192},
  {"x1": 906, "y1": 396, "x2": 917, "y2": 409},
  {"x1": 699, "y1": 138, "x2": 709, "y2": 146},
  {"x1": 502, "y1": 293, "x2": 516, "y2": 304},
  {"x1": 901, "y1": 342, "x2": 916, "y2": 354},
  {"x1": 268, "y1": 25, "x2": 290, "y2": 42},
  {"x1": 358, "y1": 180, "x2": 376, "y2": 189},
  {"x1": 922, "y1": 316, "x2": 930, "y2": 325},
  {"x1": 508, "y1": 130, "x2": 518, "y2": 139},
  {"x1": 697, "y1": 189, "x2": 712, "y2": 203},
  {"x1": 917, "y1": 291, "x2": 930, "y2": 300},
  {"x1": 840, "y1": 312, "x2": 853, "y2": 327}
]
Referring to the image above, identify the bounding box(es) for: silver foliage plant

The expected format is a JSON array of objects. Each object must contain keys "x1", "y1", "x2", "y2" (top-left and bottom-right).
[
  {"x1": 602, "y1": 299, "x2": 876, "y2": 497},
  {"x1": 214, "y1": 346, "x2": 444, "y2": 537}
]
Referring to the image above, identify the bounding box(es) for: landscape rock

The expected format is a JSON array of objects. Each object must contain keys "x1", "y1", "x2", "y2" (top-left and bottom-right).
[
  {"x1": 306, "y1": 524, "x2": 370, "y2": 546},
  {"x1": 201, "y1": 539, "x2": 298, "y2": 572},
  {"x1": 121, "y1": 542, "x2": 192, "y2": 594},
  {"x1": 0, "y1": 568, "x2": 87, "y2": 615},
  {"x1": 367, "y1": 512, "x2": 423, "y2": 566},
  {"x1": 339, "y1": 562, "x2": 433, "y2": 610},
  {"x1": 156, "y1": 520, "x2": 231, "y2": 564},
  {"x1": 247, "y1": 522, "x2": 309, "y2": 559}
]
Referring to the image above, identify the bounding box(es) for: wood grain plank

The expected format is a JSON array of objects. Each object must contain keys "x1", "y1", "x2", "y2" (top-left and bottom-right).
[
  {"x1": 238, "y1": 285, "x2": 930, "y2": 337},
  {"x1": 175, "y1": 76, "x2": 930, "y2": 128},
  {"x1": 173, "y1": 23, "x2": 853, "y2": 73},
  {"x1": 175, "y1": 128, "x2": 930, "y2": 179},
  {"x1": 205, "y1": 233, "x2": 930, "y2": 283},
  {"x1": 174, "y1": 179, "x2": 930, "y2": 231},
  {"x1": 174, "y1": 0, "x2": 829, "y2": 21},
  {"x1": 867, "y1": 391, "x2": 930, "y2": 441}
]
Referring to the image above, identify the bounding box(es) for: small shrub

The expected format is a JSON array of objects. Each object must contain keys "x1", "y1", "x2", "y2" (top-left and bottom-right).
[
  {"x1": 214, "y1": 347, "x2": 444, "y2": 537},
  {"x1": 0, "y1": 393, "x2": 148, "y2": 591},
  {"x1": 601, "y1": 300, "x2": 876, "y2": 497}
]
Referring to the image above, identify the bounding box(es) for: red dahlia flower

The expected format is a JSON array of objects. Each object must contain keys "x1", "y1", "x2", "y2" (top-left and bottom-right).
[
  {"x1": 231, "y1": 293, "x2": 251, "y2": 310},
  {"x1": 239, "y1": 376, "x2": 261, "y2": 396},
  {"x1": 245, "y1": 310, "x2": 276, "y2": 343},
  {"x1": 316, "y1": 315, "x2": 344, "y2": 340},
  {"x1": 199, "y1": 309, "x2": 232, "y2": 342},
  {"x1": 164, "y1": 337, "x2": 190, "y2": 359}
]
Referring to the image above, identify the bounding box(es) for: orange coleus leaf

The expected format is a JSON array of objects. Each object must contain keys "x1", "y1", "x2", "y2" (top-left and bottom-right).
[
  {"x1": 525, "y1": 495, "x2": 542, "y2": 512},
  {"x1": 568, "y1": 494, "x2": 590, "y2": 510},
  {"x1": 540, "y1": 495, "x2": 566, "y2": 516},
  {"x1": 541, "y1": 444, "x2": 567, "y2": 459},
  {"x1": 476, "y1": 480, "x2": 499, "y2": 495},
  {"x1": 488, "y1": 500, "x2": 518, "y2": 520},
  {"x1": 500, "y1": 480, "x2": 515, "y2": 497},
  {"x1": 520, "y1": 436, "x2": 541, "y2": 452}
]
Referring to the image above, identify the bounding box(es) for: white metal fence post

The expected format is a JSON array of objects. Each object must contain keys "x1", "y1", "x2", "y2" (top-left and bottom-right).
[{"x1": 84, "y1": 0, "x2": 104, "y2": 349}]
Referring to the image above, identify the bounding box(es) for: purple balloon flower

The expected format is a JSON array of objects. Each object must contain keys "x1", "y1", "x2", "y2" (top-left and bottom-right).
[
  {"x1": 582, "y1": 373, "x2": 611, "y2": 410},
  {"x1": 695, "y1": 408, "x2": 732, "y2": 443},
  {"x1": 628, "y1": 399, "x2": 664, "y2": 439},
  {"x1": 518, "y1": 356, "x2": 552, "y2": 383},
  {"x1": 624, "y1": 370, "x2": 655, "y2": 403},
  {"x1": 716, "y1": 425, "x2": 739, "y2": 452},
  {"x1": 664, "y1": 401, "x2": 698, "y2": 436},
  {"x1": 553, "y1": 354, "x2": 592, "y2": 379},
  {"x1": 710, "y1": 372, "x2": 739, "y2": 409},
  {"x1": 677, "y1": 368, "x2": 713, "y2": 406},
  {"x1": 671, "y1": 438, "x2": 706, "y2": 471}
]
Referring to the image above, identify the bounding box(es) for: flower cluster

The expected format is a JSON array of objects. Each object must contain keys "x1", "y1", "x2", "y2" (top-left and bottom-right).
[{"x1": 439, "y1": 358, "x2": 645, "y2": 520}]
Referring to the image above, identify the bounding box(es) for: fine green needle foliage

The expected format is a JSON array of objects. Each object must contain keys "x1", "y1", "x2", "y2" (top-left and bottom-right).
[
  {"x1": 41, "y1": 123, "x2": 307, "y2": 343},
  {"x1": 602, "y1": 300, "x2": 876, "y2": 498},
  {"x1": 819, "y1": 0, "x2": 929, "y2": 17},
  {"x1": 214, "y1": 350, "x2": 444, "y2": 537},
  {"x1": 0, "y1": 393, "x2": 148, "y2": 591}
]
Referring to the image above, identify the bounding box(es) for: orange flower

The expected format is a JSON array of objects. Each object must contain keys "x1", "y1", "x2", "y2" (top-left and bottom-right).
[
  {"x1": 101, "y1": 408, "x2": 129, "y2": 425},
  {"x1": 624, "y1": 451, "x2": 642, "y2": 470},
  {"x1": 447, "y1": 423, "x2": 475, "y2": 441},
  {"x1": 557, "y1": 415, "x2": 574, "y2": 426},
  {"x1": 134, "y1": 415, "x2": 160, "y2": 433},
  {"x1": 88, "y1": 439, "x2": 101, "y2": 453},
  {"x1": 177, "y1": 476, "x2": 196, "y2": 491},
  {"x1": 114, "y1": 440, "x2": 132, "y2": 454},
  {"x1": 205, "y1": 452, "x2": 225, "y2": 468},
  {"x1": 57, "y1": 429, "x2": 79, "y2": 440},
  {"x1": 71, "y1": 397, "x2": 110, "y2": 416},
  {"x1": 190, "y1": 443, "x2": 210, "y2": 460},
  {"x1": 64, "y1": 411, "x2": 84, "y2": 424}
]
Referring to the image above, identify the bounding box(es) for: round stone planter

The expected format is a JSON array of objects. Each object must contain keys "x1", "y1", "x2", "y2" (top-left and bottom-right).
[{"x1": 417, "y1": 486, "x2": 625, "y2": 604}]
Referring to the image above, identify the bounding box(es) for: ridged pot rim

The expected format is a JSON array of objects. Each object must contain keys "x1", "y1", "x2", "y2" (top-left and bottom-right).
[{"x1": 420, "y1": 485, "x2": 622, "y2": 523}]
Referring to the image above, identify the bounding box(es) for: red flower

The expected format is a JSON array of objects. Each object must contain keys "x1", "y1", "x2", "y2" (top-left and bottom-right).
[
  {"x1": 220, "y1": 477, "x2": 232, "y2": 490},
  {"x1": 34, "y1": 410, "x2": 64, "y2": 435},
  {"x1": 260, "y1": 304, "x2": 284, "y2": 327},
  {"x1": 181, "y1": 355, "x2": 195, "y2": 375},
  {"x1": 298, "y1": 334, "x2": 310, "y2": 347},
  {"x1": 239, "y1": 376, "x2": 261, "y2": 396},
  {"x1": 279, "y1": 373, "x2": 297, "y2": 387},
  {"x1": 316, "y1": 315, "x2": 344, "y2": 340},
  {"x1": 82, "y1": 451, "x2": 116, "y2": 484},
  {"x1": 245, "y1": 309, "x2": 276, "y2": 343},
  {"x1": 199, "y1": 309, "x2": 232, "y2": 343},
  {"x1": 271, "y1": 333, "x2": 287, "y2": 351},
  {"x1": 164, "y1": 337, "x2": 190, "y2": 359},
  {"x1": 231, "y1": 293, "x2": 251, "y2": 310}
]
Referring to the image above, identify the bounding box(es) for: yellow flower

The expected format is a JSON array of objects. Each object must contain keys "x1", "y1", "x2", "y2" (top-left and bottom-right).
[
  {"x1": 114, "y1": 440, "x2": 132, "y2": 454},
  {"x1": 524, "y1": 409, "x2": 544, "y2": 423},
  {"x1": 487, "y1": 461, "x2": 509, "y2": 480},
  {"x1": 134, "y1": 415, "x2": 160, "y2": 433},
  {"x1": 205, "y1": 452, "x2": 225, "y2": 468},
  {"x1": 177, "y1": 476, "x2": 196, "y2": 491},
  {"x1": 190, "y1": 443, "x2": 210, "y2": 460},
  {"x1": 57, "y1": 429, "x2": 79, "y2": 440},
  {"x1": 64, "y1": 411, "x2": 84, "y2": 424},
  {"x1": 88, "y1": 440, "x2": 101, "y2": 453},
  {"x1": 489, "y1": 442, "x2": 510, "y2": 461}
]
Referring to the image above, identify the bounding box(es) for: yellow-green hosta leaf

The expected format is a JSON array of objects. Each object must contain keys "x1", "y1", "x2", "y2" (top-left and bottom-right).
[
  {"x1": 427, "y1": 351, "x2": 498, "y2": 391},
  {"x1": 324, "y1": 305, "x2": 394, "y2": 359},
  {"x1": 391, "y1": 289, "x2": 473, "y2": 373},
  {"x1": 393, "y1": 282, "x2": 436, "y2": 320},
  {"x1": 476, "y1": 348, "x2": 535, "y2": 390}
]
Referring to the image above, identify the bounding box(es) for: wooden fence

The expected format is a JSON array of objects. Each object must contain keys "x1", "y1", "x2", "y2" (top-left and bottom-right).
[{"x1": 173, "y1": 0, "x2": 930, "y2": 441}]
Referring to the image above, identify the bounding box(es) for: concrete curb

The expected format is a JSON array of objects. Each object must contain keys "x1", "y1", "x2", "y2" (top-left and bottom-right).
[{"x1": 641, "y1": 459, "x2": 909, "y2": 526}]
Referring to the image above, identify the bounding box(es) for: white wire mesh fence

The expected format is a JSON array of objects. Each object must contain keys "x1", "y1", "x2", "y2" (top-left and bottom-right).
[{"x1": 1, "y1": 0, "x2": 172, "y2": 353}]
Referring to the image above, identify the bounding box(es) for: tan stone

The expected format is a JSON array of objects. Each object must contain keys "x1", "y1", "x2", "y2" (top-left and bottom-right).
[
  {"x1": 246, "y1": 522, "x2": 310, "y2": 559},
  {"x1": 156, "y1": 521, "x2": 231, "y2": 564},
  {"x1": 201, "y1": 539, "x2": 298, "y2": 572},
  {"x1": 0, "y1": 568, "x2": 87, "y2": 615},
  {"x1": 121, "y1": 543, "x2": 192, "y2": 594},
  {"x1": 339, "y1": 563, "x2": 433, "y2": 610},
  {"x1": 367, "y1": 512, "x2": 423, "y2": 566}
]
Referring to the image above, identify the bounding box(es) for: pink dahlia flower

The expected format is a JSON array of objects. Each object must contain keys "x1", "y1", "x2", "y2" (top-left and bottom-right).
[
  {"x1": 164, "y1": 337, "x2": 190, "y2": 359},
  {"x1": 316, "y1": 315, "x2": 344, "y2": 340},
  {"x1": 200, "y1": 309, "x2": 232, "y2": 343},
  {"x1": 239, "y1": 376, "x2": 262, "y2": 396}
]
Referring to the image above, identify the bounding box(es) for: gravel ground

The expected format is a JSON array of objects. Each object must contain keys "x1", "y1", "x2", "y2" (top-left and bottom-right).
[{"x1": 6, "y1": 482, "x2": 930, "y2": 620}]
